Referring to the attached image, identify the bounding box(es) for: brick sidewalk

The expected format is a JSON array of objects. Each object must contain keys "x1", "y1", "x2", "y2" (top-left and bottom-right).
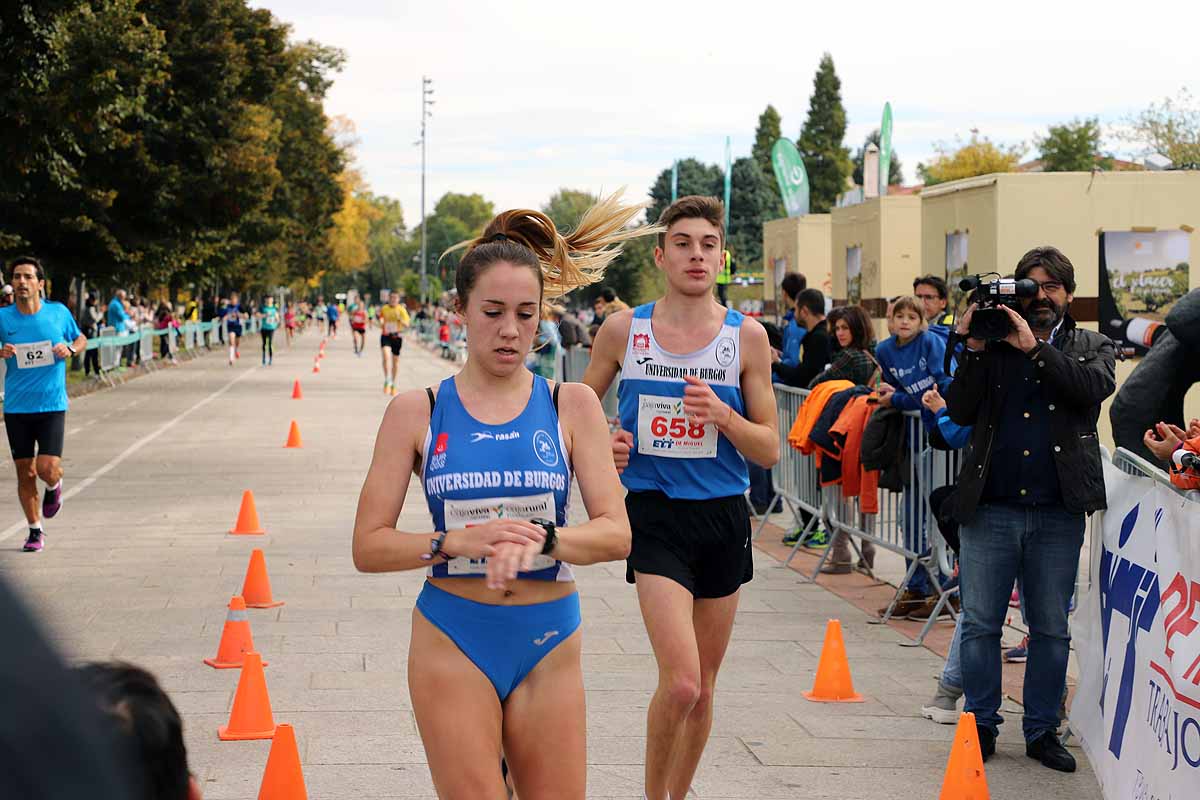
[{"x1": 0, "y1": 334, "x2": 1098, "y2": 798}]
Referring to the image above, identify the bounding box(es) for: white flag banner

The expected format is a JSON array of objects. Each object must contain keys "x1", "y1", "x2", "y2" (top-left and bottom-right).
[{"x1": 1072, "y1": 461, "x2": 1200, "y2": 798}]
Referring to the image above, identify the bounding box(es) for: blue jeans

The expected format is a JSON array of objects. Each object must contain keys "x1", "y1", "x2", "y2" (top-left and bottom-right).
[
  {"x1": 958, "y1": 503, "x2": 1083, "y2": 741},
  {"x1": 943, "y1": 615, "x2": 963, "y2": 689},
  {"x1": 748, "y1": 463, "x2": 773, "y2": 508},
  {"x1": 901, "y1": 478, "x2": 933, "y2": 595}
]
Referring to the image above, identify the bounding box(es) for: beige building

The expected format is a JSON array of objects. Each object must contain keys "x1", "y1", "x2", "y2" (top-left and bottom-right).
[
  {"x1": 761, "y1": 215, "x2": 831, "y2": 316},
  {"x1": 829, "y1": 196, "x2": 923, "y2": 337}
]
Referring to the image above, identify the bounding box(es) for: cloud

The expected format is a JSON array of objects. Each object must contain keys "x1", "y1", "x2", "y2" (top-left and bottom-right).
[{"x1": 256, "y1": 0, "x2": 1197, "y2": 217}]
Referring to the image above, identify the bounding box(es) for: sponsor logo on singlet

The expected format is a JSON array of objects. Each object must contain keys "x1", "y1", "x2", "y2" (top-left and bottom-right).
[
  {"x1": 429, "y1": 433, "x2": 449, "y2": 471},
  {"x1": 533, "y1": 430, "x2": 559, "y2": 467},
  {"x1": 632, "y1": 333, "x2": 650, "y2": 353},
  {"x1": 469, "y1": 430, "x2": 520, "y2": 443}
]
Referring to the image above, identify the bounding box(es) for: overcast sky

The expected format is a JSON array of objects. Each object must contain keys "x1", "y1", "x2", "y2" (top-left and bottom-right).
[{"x1": 256, "y1": 0, "x2": 1195, "y2": 227}]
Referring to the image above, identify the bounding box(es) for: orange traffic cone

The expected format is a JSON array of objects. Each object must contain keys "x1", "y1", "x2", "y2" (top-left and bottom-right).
[
  {"x1": 311, "y1": 358, "x2": 320, "y2": 374},
  {"x1": 230, "y1": 490, "x2": 266, "y2": 535},
  {"x1": 218, "y1": 651, "x2": 276, "y2": 741},
  {"x1": 802, "y1": 619, "x2": 864, "y2": 702},
  {"x1": 204, "y1": 596, "x2": 268, "y2": 669},
  {"x1": 257, "y1": 723, "x2": 308, "y2": 799},
  {"x1": 938, "y1": 712, "x2": 990, "y2": 799},
  {"x1": 291, "y1": 380, "x2": 303, "y2": 400},
  {"x1": 242, "y1": 549, "x2": 285, "y2": 609},
  {"x1": 284, "y1": 420, "x2": 303, "y2": 449}
]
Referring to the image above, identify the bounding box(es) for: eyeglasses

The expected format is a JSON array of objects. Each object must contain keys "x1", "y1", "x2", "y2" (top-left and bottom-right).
[
  {"x1": 1032, "y1": 280, "x2": 1065, "y2": 294},
  {"x1": 915, "y1": 293, "x2": 941, "y2": 301}
]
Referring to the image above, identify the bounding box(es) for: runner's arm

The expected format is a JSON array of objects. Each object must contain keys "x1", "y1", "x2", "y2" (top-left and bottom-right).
[
  {"x1": 352, "y1": 391, "x2": 544, "y2": 573},
  {"x1": 549, "y1": 383, "x2": 631, "y2": 565},
  {"x1": 706, "y1": 320, "x2": 779, "y2": 468},
  {"x1": 581, "y1": 311, "x2": 631, "y2": 400}
]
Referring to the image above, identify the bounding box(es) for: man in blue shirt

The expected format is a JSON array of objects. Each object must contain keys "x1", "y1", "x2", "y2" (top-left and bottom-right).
[
  {"x1": 326, "y1": 302, "x2": 340, "y2": 338},
  {"x1": 0, "y1": 257, "x2": 87, "y2": 552}
]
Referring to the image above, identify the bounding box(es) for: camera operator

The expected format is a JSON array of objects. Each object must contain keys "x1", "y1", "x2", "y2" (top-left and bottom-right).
[{"x1": 945, "y1": 246, "x2": 1115, "y2": 772}]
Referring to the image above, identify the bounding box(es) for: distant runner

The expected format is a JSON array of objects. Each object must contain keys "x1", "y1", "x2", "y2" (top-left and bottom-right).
[
  {"x1": 379, "y1": 291, "x2": 410, "y2": 395},
  {"x1": 221, "y1": 292, "x2": 245, "y2": 365},
  {"x1": 258, "y1": 295, "x2": 280, "y2": 366},
  {"x1": 350, "y1": 303, "x2": 368, "y2": 356}
]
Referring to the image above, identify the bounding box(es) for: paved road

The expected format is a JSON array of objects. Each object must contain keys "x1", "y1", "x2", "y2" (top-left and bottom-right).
[{"x1": 0, "y1": 331, "x2": 1099, "y2": 798}]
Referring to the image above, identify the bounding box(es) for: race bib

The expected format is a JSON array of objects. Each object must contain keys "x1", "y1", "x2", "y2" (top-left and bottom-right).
[
  {"x1": 14, "y1": 340, "x2": 54, "y2": 370},
  {"x1": 442, "y1": 493, "x2": 557, "y2": 575},
  {"x1": 636, "y1": 394, "x2": 718, "y2": 459},
  {"x1": 383, "y1": 322, "x2": 399, "y2": 334}
]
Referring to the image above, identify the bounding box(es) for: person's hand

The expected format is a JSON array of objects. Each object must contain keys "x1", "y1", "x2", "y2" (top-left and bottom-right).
[
  {"x1": 443, "y1": 520, "x2": 544, "y2": 561},
  {"x1": 611, "y1": 428, "x2": 633, "y2": 473},
  {"x1": 770, "y1": 346, "x2": 782, "y2": 364},
  {"x1": 52, "y1": 343, "x2": 72, "y2": 359},
  {"x1": 1188, "y1": 418, "x2": 1200, "y2": 440},
  {"x1": 1000, "y1": 305, "x2": 1038, "y2": 353},
  {"x1": 484, "y1": 538, "x2": 544, "y2": 591},
  {"x1": 683, "y1": 375, "x2": 731, "y2": 427},
  {"x1": 922, "y1": 387, "x2": 947, "y2": 414},
  {"x1": 955, "y1": 303, "x2": 988, "y2": 351},
  {"x1": 875, "y1": 382, "x2": 895, "y2": 408},
  {"x1": 0, "y1": 344, "x2": 14, "y2": 359},
  {"x1": 1144, "y1": 422, "x2": 1185, "y2": 462}
]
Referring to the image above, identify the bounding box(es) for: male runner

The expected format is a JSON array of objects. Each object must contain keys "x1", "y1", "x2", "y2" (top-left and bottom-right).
[
  {"x1": 349, "y1": 303, "x2": 368, "y2": 356},
  {"x1": 379, "y1": 291, "x2": 410, "y2": 395},
  {"x1": 583, "y1": 196, "x2": 778, "y2": 800},
  {"x1": 326, "y1": 300, "x2": 340, "y2": 338},
  {"x1": 0, "y1": 257, "x2": 87, "y2": 552}
]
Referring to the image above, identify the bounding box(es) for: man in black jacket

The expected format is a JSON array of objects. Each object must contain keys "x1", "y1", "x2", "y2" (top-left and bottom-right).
[
  {"x1": 773, "y1": 288, "x2": 830, "y2": 388},
  {"x1": 946, "y1": 246, "x2": 1115, "y2": 772}
]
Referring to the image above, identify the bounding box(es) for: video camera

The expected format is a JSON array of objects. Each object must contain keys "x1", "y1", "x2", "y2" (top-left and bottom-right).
[{"x1": 959, "y1": 274, "x2": 1039, "y2": 340}]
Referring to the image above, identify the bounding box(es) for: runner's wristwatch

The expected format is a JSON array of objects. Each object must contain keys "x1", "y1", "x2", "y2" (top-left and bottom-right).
[{"x1": 531, "y1": 518, "x2": 557, "y2": 556}]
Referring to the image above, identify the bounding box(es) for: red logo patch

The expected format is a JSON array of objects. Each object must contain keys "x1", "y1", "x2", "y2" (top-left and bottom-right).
[
  {"x1": 632, "y1": 333, "x2": 650, "y2": 352},
  {"x1": 434, "y1": 433, "x2": 449, "y2": 455}
]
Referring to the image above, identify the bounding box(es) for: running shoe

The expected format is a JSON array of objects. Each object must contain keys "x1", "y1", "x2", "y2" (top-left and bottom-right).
[
  {"x1": 42, "y1": 481, "x2": 63, "y2": 518},
  {"x1": 384, "y1": 381, "x2": 392, "y2": 395},
  {"x1": 803, "y1": 529, "x2": 830, "y2": 549},
  {"x1": 782, "y1": 528, "x2": 803, "y2": 546},
  {"x1": 1004, "y1": 635, "x2": 1029, "y2": 663},
  {"x1": 23, "y1": 529, "x2": 45, "y2": 552}
]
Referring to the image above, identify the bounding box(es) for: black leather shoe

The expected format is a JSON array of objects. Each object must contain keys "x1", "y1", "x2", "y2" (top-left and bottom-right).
[
  {"x1": 977, "y1": 725, "x2": 996, "y2": 762},
  {"x1": 1026, "y1": 732, "x2": 1076, "y2": 772}
]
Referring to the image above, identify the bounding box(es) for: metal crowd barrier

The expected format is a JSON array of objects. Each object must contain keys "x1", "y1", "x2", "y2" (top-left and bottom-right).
[{"x1": 758, "y1": 385, "x2": 961, "y2": 645}]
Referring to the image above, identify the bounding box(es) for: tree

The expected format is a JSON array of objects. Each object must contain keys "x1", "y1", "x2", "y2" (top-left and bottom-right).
[
  {"x1": 751, "y1": 105, "x2": 786, "y2": 219},
  {"x1": 1120, "y1": 89, "x2": 1200, "y2": 167},
  {"x1": 646, "y1": 158, "x2": 723, "y2": 226},
  {"x1": 796, "y1": 54, "x2": 852, "y2": 213},
  {"x1": 542, "y1": 189, "x2": 598, "y2": 233},
  {"x1": 585, "y1": 229, "x2": 656, "y2": 308},
  {"x1": 327, "y1": 169, "x2": 382, "y2": 272},
  {"x1": 433, "y1": 193, "x2": 494, "y2": 233},
  {"x1": 852, "y1": 129, "x2": 904, "y2": 187},
  {"x1": 1036, "y1": 118, "x2": 1111, "y2": 172},
  {"x1": 726, "y1": 157, "x2": 776, "y2": 269},
  {"x1": 917, "y1": 133, "x2": 1024, "y2": 186}
]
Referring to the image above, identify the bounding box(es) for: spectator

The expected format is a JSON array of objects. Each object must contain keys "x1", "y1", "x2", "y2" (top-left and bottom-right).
[
  {"x1": 772, "y1": 288, "x2": 830, "y2": 388},
  {"x1": 599, "y1": 285, "x2": 628, "y2": 314},
  {"x1": 106, "y1": 289, "x2": 129, "y2": 332},
  {"x1": 945, "y1": 245, "x2": 1116, "y2": 771},
  {"x1": 914, "y1": 275, "x2": 955, "y2": 326},
  {"x1": 0, "y1": 284, "x2": 13, "y2": 307},
  {"x1": 774, "y1": 272, "x2": 808, "y2": 376},
  {"x1": 154, "y1": 303, "x2": 177, "y2": 363},
  {"x1": 808, "y1": 305, "x2": 878, "y2": 388},
  {"x1": 550, "y1": 304, "x2": 590, "y2": 348},
  {"x1": 76, "y1": 661, "x2": 201, "y2": 800},
  {"x1": 83, "y1": 294, "x2": 104, "y2": 376}
]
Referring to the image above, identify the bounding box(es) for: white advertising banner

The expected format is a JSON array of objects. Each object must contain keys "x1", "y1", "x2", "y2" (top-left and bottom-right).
[{"x1": 1072, "y1": 461, "x2": 1200, "y2": 799}]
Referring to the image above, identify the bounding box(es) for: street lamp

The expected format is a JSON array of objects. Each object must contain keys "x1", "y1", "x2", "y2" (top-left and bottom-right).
[{"x1": 415, "y1": 77, "x2": 434, "y2": 304}]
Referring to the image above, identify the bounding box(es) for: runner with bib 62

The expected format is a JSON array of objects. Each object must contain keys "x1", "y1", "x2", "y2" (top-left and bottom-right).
[{"x1": 352, "y1": 193, "x2": 650, "y2": 799}]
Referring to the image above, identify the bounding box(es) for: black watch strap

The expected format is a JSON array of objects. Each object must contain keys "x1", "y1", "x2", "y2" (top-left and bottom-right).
[{"x1": 532, "y1": 518, "x2": 558, "y2": 556}]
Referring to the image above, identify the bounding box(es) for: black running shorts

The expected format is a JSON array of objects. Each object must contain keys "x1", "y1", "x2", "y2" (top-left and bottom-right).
[
  {"x1": 625, "y1": 490, "x2": 753, "y2": 599},
  {"x1": 4, "y1": 411, "x2": 66, "y2": 460},
  {"x1": 380, "y1": 334, "x2": 403, "y2": 355}
]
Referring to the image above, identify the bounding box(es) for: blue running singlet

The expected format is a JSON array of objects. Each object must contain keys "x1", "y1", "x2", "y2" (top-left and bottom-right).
[
  {"x1": 421, "y1": 375, "x2": 574, "y2": 582},
  {"x1": 617, "y1": 303, "x2": 749, "y2": 500}
]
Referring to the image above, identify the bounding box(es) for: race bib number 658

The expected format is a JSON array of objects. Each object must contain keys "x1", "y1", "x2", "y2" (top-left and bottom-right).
[{"x1": 637, "y1": 394, "x2": 718, "y2": 459}]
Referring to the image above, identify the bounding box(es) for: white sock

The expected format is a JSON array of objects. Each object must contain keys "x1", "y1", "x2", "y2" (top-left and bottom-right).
[
  {"x1": 47, "y1": 480, "x2": 61, "y2": 491},
  {"x1": 29, "y1": 522, "x2": 42, "y2": 531}
]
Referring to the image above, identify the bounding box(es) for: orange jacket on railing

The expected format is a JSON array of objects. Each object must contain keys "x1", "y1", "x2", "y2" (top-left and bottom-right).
[
  {"x1": 1171, "y1": 437, "x2": 1200, "y2": 491},
  {"x1": 786, "y1": 380, "x2": 854, "y2": 456},
  {"x1": 829, "y1": 394, "x2": 880, "y2": 514}
]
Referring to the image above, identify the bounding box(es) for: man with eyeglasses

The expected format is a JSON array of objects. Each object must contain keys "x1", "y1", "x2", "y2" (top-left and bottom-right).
[
  {"x1": 913, "y1": 275, "x2": 955, "y2": 326},
  {"x1": 944, "y1": 246, "x2": 1115, "y2": 772}
]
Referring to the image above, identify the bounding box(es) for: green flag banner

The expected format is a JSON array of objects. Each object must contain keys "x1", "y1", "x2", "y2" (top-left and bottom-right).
[
  {"x1": 879, "y1": 102, "x2": 893, "y2": 197},
  {"x1": 770, "y1": 139, "x2": 810, "y2": 217}
]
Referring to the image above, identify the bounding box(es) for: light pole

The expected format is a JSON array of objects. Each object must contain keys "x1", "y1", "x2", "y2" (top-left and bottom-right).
[{"x1": 416, "y1": 76, "x2": 434, "y2": 304}]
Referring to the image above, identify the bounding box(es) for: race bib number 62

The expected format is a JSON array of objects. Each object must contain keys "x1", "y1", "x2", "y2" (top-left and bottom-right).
[
  {"x1": 637, "y1": 394, "x2": 718, "y2": 459},
  {"x1": 14, "y1": 340, "x2": 54, "y2": 370}
]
